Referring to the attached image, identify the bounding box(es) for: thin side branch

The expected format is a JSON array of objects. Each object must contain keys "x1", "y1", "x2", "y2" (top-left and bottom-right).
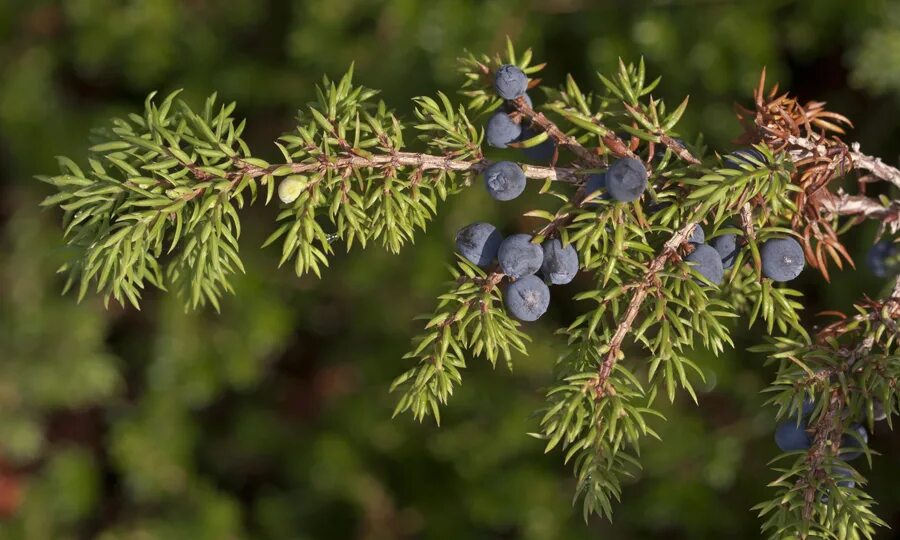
[
  {"x1": 801, "y1": 389, "x2": 845, "y2": 522},
  {"x1": 510, "y1": 96, "x2": 608, "y2": 167},
  {"x1": 232, "y1": 152, "x2": 585, "y2": 183},
  {"x1": 820, "y1": 191, "x2": 900, "y2": 231},
  {"x1": 594, "y1": 221, "x2": 699, "y2": 396},
  {"x1": 622, "y1": 102, "x2": 700, "y2": 165},
  {"x1": 788, "y1": 136, "x2": 900, "y2": 190}
]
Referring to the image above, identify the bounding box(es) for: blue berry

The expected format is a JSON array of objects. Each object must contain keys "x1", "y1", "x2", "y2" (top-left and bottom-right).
[
  {"x1": 583, "y1": 173, "x2": 609, "y2": 203},
  {"x1": 821, "y1": 468, "x2": 856, "y2": 503},
  {"x1": 483, "y1": 161, "x2": 526, "y2": 201},
  {"x1": 486, "y1": 112, "x2": 522, "y2": 149},
  {"x1": 606, "y1": 158, "x2": 648, "y2": 202},
  {"x1": 455, "y1": 223, "x2": 503, "y2": 268},
  {"x1": 836, "y1": 468, "x2": 856, "y2": 489},
  {"x1": 498, "y1": 234, "x2": 544, "y2": 279},
  {"x1": 775, "y1": 420, "x2": 812, "y2": 452},
  {"x1": 494, "y1": 64, "x2": 528, "y2": 100},
  {"x1": 873, "y1": 400, "x2": 887, "y2": 422},
  {"x1": 840, "y1": 424, "x2": 868, "y2": 461},
  {"x1": 724, "y1": 148, "x2": 767, "y2": 170},
  {"x1": 519, "y1": 127, "x2": 555, "y2": 163},
  {"x1": 505, "y1": 275, "x2": 550, "y2": 322},
  {"x1": 801, "y1": 397, "x2": 816, "y2": 417},
  {"x1": 685, "y1": 243, "x2": 724, "y2": 285},
  {"x1": 710, "y1": 233, "x2": 740, "y2": 269},
  {"x1": 867, "y1": 240, "x2": 896, "y2": 278},
  {"x1": 541, "y1": 239, "x2": 579, "y2": 285},
  {"x1": 689, "y1": 225, "x2": 705, "y2": 244},
  {"x1": 761, "y1": 237, "x2": 805, "y2": 282}
]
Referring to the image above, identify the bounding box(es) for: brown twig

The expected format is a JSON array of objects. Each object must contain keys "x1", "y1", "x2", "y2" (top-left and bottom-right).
[
  {"x1": 234, "y1": 152, "x2": 585, "y2": 183},
  {"x1": 621, "y1": 102, "x2": 701, "y2": 165},
  {"x1": 593, "y1": 220, "x2": 699, "y2": 396},
  {"x1": 800, "y1": 389, "x2": 845, "y2": 522},
  {"x1": 820, "y1": 191, "x2": 900, "y2": 232},
  {"x1": 787, "y1": 137, "x2": 900, "y2": 191},
  {"x1": 738, "y1": 203, "x2": 756, "y2": 239},
  {"x1": 510, "y1": 96, "x2": 608, "y2": 167}
]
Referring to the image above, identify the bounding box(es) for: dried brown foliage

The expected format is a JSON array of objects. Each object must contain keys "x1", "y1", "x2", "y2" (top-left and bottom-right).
[{"x1": 736, "y1": 68, "x2": 858, "y2": 281}]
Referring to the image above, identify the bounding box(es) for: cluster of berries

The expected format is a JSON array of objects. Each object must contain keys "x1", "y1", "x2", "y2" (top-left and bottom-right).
[
  {"x1": 451, "y1": 66, "x2": 585, "y2": 322},
  {"x1": 468, "y1": 67, "x2": 812, "y2": 321},
  {"x1": 681, "y1": 150, "x2": 805, "y2": 285},
  {"x1": 455, "y1": 224, "x2": 578, "y2": 321},
  {"x1": 681, "y1": 228, "x2": 805, "y2": 286},
  {"x1": 489, "y1": 65, "x2": 556, "y2": 163}
]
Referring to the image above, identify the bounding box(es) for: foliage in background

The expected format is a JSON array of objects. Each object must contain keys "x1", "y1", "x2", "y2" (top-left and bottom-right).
[{"x1": 1, "y1": 1, "x2": 900, "y2": 538}]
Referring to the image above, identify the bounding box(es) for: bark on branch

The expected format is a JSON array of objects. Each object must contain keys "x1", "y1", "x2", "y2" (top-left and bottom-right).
[
  {"x1": 788, "y1": 136, "x2": 900, "y2": 191},
  {"x1": 234, "y1": 152, "x2": 586, "y2": 183},
  {"x1": 593, "y1": 220, "x2": 699, "y2": 396}
]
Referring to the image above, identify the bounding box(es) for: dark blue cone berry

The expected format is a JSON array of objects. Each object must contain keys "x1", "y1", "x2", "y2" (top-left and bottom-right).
[
  {"x1": 541, "y1": 239, "x2": 579, "y2": 285},
  {"x1": 873, "y1": 400, "x2": 887, "y2": 422},
  {"x1": 685, "y1": 243, "x2": 724, "y2": 285},
  {"x1": 821, "y1": 468, "x2": 856, "y2": 503},
  {"x1": 775, "y1": 420, "x2": 812, "y2": 452},
  {"x1": 606, "y1": 158, "x2": 648, "y2": 202},
  {"x1": 801, "y1": 397, "x2": 816, "y2": 417},
  {"x1": 840, "y1": 424, "x2": 868, "y2": 461},
  {"x1": 519, "y1": 127, "x2": 556, "y2": 163},
  {"x1": 504, "y1": 275, "x2": 550, "y2": 322},
  {"x1": 836, "y1": 468, "x2": 856, "y2": 489},
  {"x1": 724, "y1": 147, "x2": 767, "y2": 170},
  {"x1": 689, "y1": 225, "x2": 705, "y2": 244},
  {"x1": 583, "y1": 173, "x2": 608, "y2": 203},
  {"x1": 494, "y1": 64, "x2": 528, "y2": 100},
  {"x1": 761, "y1": 237, "x2": 805, "y2": 282},
  {"x1": 867, "y1": 240, "x2": 897, "y2": 278},
  {"x1": 498, "y1": 234, "x2": 544, "y2": 279},
  {"x1": 483, "y1": 161, "x2": 526, "y2": 201},
  {"x1": 455, "y1": 223, "x2": 503, "y2": 268},
  {"x1": 486, "y1": 112, "x2": 522, "y2": 149},
  {"x1": 711, "y1": 233, "x2": 740, "y2": 269}
]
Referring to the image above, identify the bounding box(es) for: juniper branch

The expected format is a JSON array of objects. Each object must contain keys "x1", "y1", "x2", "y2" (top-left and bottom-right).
[
  {"x1": 594, "y1": 220, "x2": 699, "y2": 395},
  {"x1": 235, "y1": 152, "x2": 586, "y2": 184},
  {"x1": 510, "y1": 95, "x2": 610, "y2": 166},
  {"x1": 788, "y1": 136, "x2": 900, "y2": 190}
]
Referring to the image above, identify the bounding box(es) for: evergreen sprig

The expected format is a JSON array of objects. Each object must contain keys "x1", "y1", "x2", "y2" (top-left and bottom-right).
[
  {"x1": 390, "y1": 259, "x2": 528, "y2": 423},
  {"x1": 39, "y1": 38, "x2": 900, "y2": 537}
]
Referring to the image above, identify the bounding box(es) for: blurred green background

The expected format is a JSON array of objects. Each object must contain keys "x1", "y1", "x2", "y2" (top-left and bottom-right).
[{"x1": 1, "y1": 0, "x2": 899, "y2": 538}]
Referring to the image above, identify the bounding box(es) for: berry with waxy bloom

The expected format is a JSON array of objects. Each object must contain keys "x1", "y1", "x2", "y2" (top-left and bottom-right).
[
  {"x1": 498, "y1": 234, "x2": 544, "y2": 279},
  {"x1": 606, "y1": 158, "x2": 648, "y2": 202},
  {"x1": 486, "y1": 112, "x2": 522, "y2": 149},
  {"x1": 541, "y1": 239, "x2": 579, "y2": 285},
  {"x1": 483, "y1": 161, "x2": 526, "y2": 201},
  {"x1": 685, "y1": 243, "x2": 724, "y2": 285},
  {"x1": 494, "y1": 64, "x2": 528, "y2": 100},
  {"x1": 760, "y1": 237, "x2": 805, "y2": 282},
  {"x1": 455, "y1": 223, "x2": 503, "y2": 268},
  {"x1": 504, "y1": 275, "x2": 550, "y2": 322}
]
